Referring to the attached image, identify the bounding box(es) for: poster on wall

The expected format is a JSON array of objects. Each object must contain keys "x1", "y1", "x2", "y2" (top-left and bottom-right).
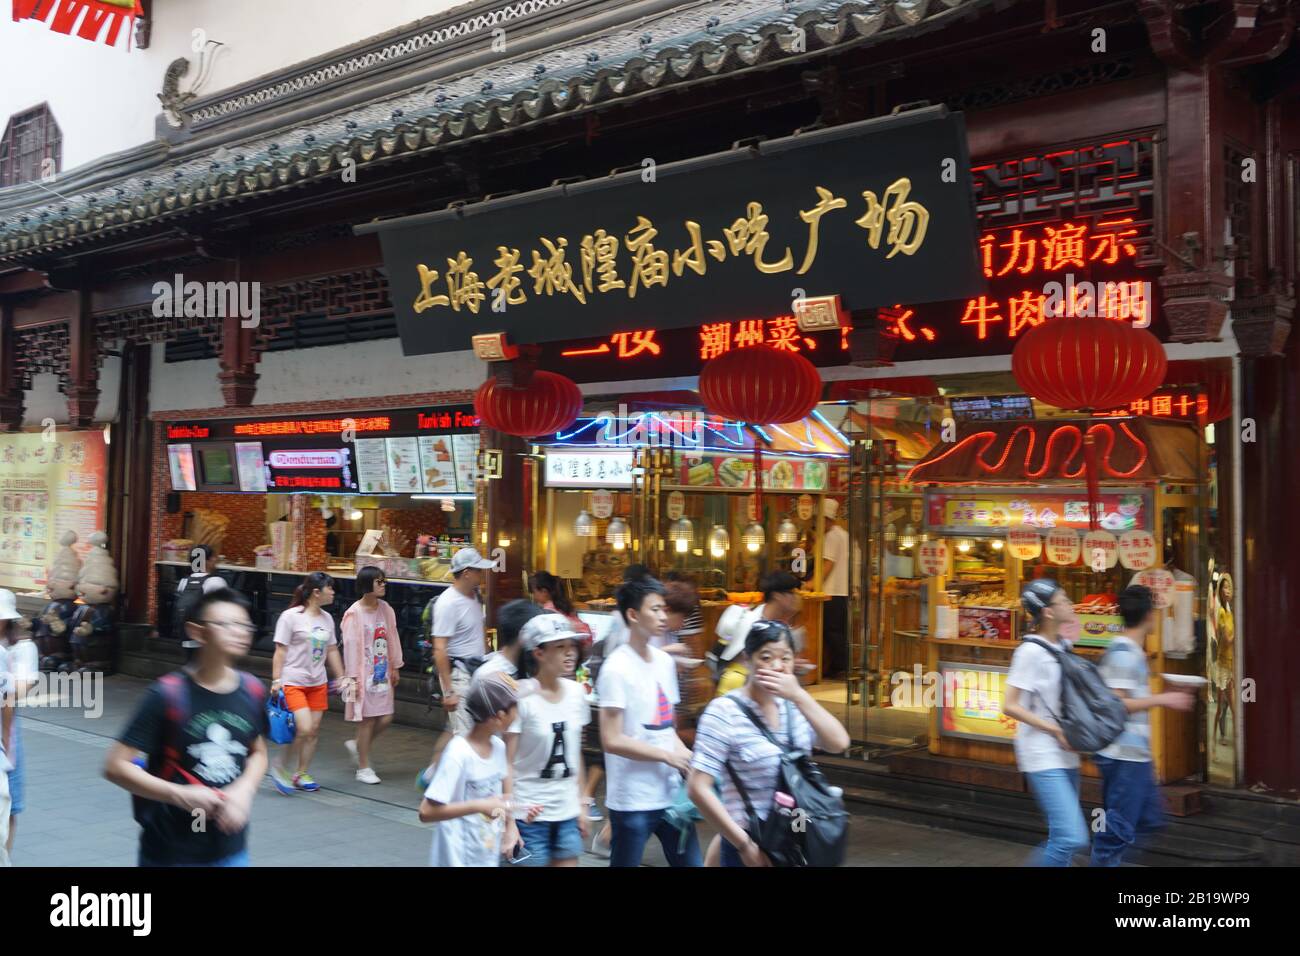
[
  {"x1": 168, "y1": 444, "x2": 197, "y2": 491},
  {"x1": 353, "y1": 438, "x2": 391, "y2": 493},
  {"x1": 385, "y1": 437, "x2": 422, "y2": 493},
  {"x1": 417, "y1": 436, "x2": 457, "y2": 493},
  {"x1": 234, "y1": 442, "x2": 268, "y2": 492},
  {"x1": 452, "y1": 434, "x2": 480, "y2": 493},
  {"x1": 925, "y1": 490, "x2": 1150, "y2": 535},
  {"x1": 0, "y1": 430, "x2": 109, "y2": 591},
  {"x1": 676, "y1": 452, "x2": 829, "y2": 491}
]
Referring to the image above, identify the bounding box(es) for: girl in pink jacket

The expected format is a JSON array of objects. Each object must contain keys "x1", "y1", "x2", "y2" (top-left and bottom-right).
[{"x1": 342, "y1": 567, "x2": 404, "y2": 784}]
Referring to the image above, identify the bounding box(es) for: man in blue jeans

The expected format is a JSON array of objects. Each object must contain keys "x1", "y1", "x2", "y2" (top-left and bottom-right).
[
  {"x1": 597, "y1": 576, "x2": 700, "y2": 867},
  {"x1": 1092, "y1": 584, "x2": 1195, "y2": 866}
]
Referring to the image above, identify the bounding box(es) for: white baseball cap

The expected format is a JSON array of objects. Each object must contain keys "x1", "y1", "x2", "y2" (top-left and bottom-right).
[
  {"x1": 823, "y1": 498, "x2": 840, "y2": 520},
  {"x1": 520, "y1": 613, "x2": 584, "y2": 651},
  {"x1": 450, "y1": 547, "x2": 496, "y2": 573},
  {"x1": 0, "y1": 588, "x2": 20, "y2": 621}
]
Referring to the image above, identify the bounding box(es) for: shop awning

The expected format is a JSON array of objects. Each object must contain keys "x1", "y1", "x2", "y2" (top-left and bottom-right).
[{"x1": 905, "y1": 418, "x2": 1201, "y2": 484}]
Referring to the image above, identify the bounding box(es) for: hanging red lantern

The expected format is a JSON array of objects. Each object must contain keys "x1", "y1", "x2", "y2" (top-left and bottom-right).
[
  {"x1": 698, "y1": 346, "x2": 822, "y2": 425},
  {"x1": 475, "y1": 370, "x2": 583, "y2": 438},
  {"x1": 1012, "y1": 317, "x2": 1166, "y2": 530},
  {"x1": 1164, "y1": 359, "x2": 1232, "y2": 424}
]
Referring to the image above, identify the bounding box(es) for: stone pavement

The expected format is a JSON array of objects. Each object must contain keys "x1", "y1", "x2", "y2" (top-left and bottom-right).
[{"x1": 9, "y1": 675, "x2": 1027, "y2": 867}]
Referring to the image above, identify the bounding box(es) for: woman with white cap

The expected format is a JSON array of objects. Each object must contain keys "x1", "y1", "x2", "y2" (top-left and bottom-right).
[
  {"x1": 504, "y1": 612, "x2": 591, "y2": 866},
  {"x1": 1002, "y1": 577, "x2": 1089, "y2": 866},
  {"x1": 711, "y1": 571, "x2": 805, "y2": 697}
]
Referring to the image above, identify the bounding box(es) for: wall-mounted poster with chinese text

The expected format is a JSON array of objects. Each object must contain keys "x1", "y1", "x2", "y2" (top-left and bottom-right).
[{"x1": 0, "y1": 430, "x2": 108, "y2": 592}]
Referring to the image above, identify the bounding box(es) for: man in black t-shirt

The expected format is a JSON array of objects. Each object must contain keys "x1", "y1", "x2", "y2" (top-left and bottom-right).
[{"x1": 104, "y1": 587, "x2": 268, "y2": 866}]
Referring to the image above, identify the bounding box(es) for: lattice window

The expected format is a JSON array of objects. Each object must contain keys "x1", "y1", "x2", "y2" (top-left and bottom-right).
[
  {"x1": 970, "y1": 135, "x2": 1158, "y2": 263},
  {"x1": 13, "y1": 324, "x2": 69, "y2": 391},
  {"x1": 0, "y1": 104, "x2": 61, "y2": 188},
  {"x1": 1224, "y1": 141, "x2": 1255, "y2": 285}
]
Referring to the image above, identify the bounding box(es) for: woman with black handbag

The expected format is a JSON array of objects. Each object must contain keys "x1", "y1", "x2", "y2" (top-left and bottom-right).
[{"x1": 687, "y1": 620, "x2": 850, "y2": 867}]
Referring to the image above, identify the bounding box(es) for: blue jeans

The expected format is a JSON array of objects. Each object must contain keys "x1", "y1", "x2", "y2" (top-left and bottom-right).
[
  {"x1": 608, "y1": 808, "x2": 701, "y2": 868},
  {"x1": 139, "y1": 848, "x2": 250, "y2": 867},
  {"x1": 514, "y1": 818, "x2": 584, "y2": 866},
  {"x1": 1024, "y1": 768, "x2": 1089, "y2": 866},
  {"x1": 720, "y1": 836, "x2": 745, "y2": 868},
  {"x1": 1091, "y1": 756, "x2": 1165, "y2": 866}
]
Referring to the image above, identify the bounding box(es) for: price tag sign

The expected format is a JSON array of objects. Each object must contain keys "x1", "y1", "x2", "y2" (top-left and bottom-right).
[
  {"x1": 797, "y1": 494, "x2": 814, "y2": 521},
  {"x1": 665, "y1": 491, "x2": 685, "y2": 521},
  {"x1": 1133, "y1": 568, "x2": 1175, "y2": 608},
  {"x1": 917, "y1": 539, "x2": 950, "y2": 576},
  {"x1": 1007, "y1": 529, "x2": 1043, "y2": 560},
  {"x1": 1082, "y1": 529, "x2": 1119, "y2": 571},
  {"x1": 1045, "y1": 529, "x2": 1081, "y2": 565},
  {"x1": 1118, "y1": 529, "x2": 1157, "y2": 570},
  {"x1": 744, "y1": 494, "x2": 757, "y2": 522},
  {"x1": 591, "y1": 489, "x2": 614, "y2": 519}
]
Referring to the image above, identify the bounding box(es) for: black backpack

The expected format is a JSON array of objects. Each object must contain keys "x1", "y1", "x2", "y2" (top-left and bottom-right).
[
  {"x1": 1022, "y1": 636, "x2": 1128, "y2": 754},
  {"x1": 725, "y1": 698, "x2": 849, "y2": 867}
]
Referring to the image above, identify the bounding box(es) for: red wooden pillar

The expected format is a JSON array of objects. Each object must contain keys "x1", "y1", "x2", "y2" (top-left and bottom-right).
[
  {"x1": 66, "y1": 292, "x2": 99, "y2": 428},
  {"x1": 0, "y1": 301, "x2": 23, "y2": 431},
  {"x1": 219, "y1": 313, "x2": 259, "y2": 406}
]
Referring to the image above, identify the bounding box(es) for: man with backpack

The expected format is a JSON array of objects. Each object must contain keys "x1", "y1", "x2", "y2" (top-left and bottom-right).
[
  {"x1": 1002, "y1": 579, "x2": 1091, "y2": 866},
  {"x1": 104, "y1": 586, "x2": 268, "y2": 867},
  {"x1": 1091, "y1": 584, "x2": 1196, "y2": 866}
]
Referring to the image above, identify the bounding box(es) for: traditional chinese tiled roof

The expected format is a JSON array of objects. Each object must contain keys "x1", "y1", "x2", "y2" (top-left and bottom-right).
[{"x1": 0, "y1": 0, "x2": 996, "y2": 260}]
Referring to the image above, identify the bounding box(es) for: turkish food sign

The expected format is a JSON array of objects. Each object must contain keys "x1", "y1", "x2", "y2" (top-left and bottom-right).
[{"x1": 361, "y1": 107, "x2": 983, "y2": 355}]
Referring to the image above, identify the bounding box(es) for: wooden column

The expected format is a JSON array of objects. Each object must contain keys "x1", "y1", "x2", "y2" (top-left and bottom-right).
[
  {"x1": 482, "y1": 425, "x2": 528, "y2": 632},
  {"x1": 66, "y1": 292, "x2": 99, "y2": 428},
  {"x1": 0, "y1": 301, "x2": 23, "y2": 431},
  {"x1": 219, "y1": 313, "x2": 259, "y2": 406}
]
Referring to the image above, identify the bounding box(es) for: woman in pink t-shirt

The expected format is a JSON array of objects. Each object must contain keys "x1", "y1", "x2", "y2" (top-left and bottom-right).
[{"x1": 341, "y1": 567, "x2": 403, "y2": 784}]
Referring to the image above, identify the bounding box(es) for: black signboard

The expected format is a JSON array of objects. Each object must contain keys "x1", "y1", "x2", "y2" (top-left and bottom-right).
[
  {"x1": 949, "y1": 395, "x2": 1035, "y2": 422},
  {"x1": 359, "y1": 106, "x2": 984, "y2": 356}
]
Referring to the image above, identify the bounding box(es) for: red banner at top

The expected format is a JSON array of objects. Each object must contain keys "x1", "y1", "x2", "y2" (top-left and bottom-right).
[{"x1": 13, "y1": 0, "x2": 142, "y2": 49}]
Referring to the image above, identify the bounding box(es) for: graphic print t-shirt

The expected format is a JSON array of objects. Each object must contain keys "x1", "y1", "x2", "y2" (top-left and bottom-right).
[
  {"x1": 509, "y1": 679, "x2": 590, "y2": 821},
  {"x1": 274, "y1": 607, "x2": 336, "y2": 687},
  {"x1": 120, "y1": 672, "x2": 267, "y2": 864},
  {"x1": 424, "y1": 735, "x2": 507, "y2": 867},
  {"x1": 596, "y1": 643, "x2": 681, "y2": 812}
]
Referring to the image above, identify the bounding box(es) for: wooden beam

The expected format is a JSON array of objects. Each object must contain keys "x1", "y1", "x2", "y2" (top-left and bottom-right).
[{"x1": 67, "y1": 289, "x2": 99, "y2": 427}]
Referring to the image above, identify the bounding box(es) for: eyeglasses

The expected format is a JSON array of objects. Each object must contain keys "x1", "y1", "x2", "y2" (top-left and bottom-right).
[{"x1": 201, "y1": 619, "x2": 257, "y2": 635}]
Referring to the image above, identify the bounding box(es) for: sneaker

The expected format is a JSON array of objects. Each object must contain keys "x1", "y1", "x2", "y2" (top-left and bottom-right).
[
  {"x1": 270, "y1": 767, "x2": 295, "y2": 796},
  {"x1": 344, "y1": 739, "x2": 359, "y2": 766},
  {"x1": 356, "y1": 767, "x2": 381, "y2": 785},
  {"x1": 293, "y1": 772, "x2": 320, "y2": 792},
  {"x1": 416, "y1": 765, "x2": 434, "y2": 791},
  {"x1": 585, "y1": 802, "x2": 603, "y2": 822},
  {"x1": 589, "y1": 831, "x2": 611, "y2": 859}
]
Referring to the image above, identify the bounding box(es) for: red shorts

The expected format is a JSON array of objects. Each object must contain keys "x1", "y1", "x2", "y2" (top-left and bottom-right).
[{"x1": 283, "y1": 683, "x2": 329, "y2": 713}]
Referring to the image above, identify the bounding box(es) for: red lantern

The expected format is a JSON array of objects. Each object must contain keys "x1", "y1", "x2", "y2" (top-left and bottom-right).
[
  {"x1": 1013, "y1": 317, "x2": 1166, "y2": 530},
  {"x1": 1012, "y1": 317, "x2": 1167, "y2": 411},
  {"x1": 475, "y1": 370, "x2": 583, "y2": 438},
  {"x1": 698, "y1": 346, "x2": 822, "y2": 425},
  {"x1": 1164, "y1": 359, "x2": 1231, "y2": 423}
]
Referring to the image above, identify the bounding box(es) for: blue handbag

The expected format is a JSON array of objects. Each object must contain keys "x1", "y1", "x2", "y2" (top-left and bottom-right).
[{"x1": 266, "y1": 690, "x2": 297, "y2": 745}]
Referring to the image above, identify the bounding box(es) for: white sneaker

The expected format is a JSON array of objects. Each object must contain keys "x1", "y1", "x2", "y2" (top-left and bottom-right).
[
  {"x1": 589, "y1": 831, "x2": 611, "y2": 859},
  {"x1": 344, "y1": 739, "x2": 358, "y2": 766},
  {"x1": 355, "y1": 767, "x2": 381, "y2": 785}
]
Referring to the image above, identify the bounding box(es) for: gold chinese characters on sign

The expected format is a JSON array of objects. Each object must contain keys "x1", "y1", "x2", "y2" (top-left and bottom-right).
[{"x1": 411, "y1": 178, "x2": 930, "y2": 315}]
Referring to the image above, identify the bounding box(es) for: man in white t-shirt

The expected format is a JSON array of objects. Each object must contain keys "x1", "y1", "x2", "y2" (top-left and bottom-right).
[
  {"x1": 597, "y1": 576, "x2": 700, "y2": 867},
  {"x1": 820, "y1": 498, "x2": 851, "y2": 677},
  {"x1": 419, "y1": 547, "x2": 497, "y2": 787}
]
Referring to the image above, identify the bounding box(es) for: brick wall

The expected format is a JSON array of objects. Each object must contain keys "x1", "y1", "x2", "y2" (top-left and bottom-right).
[
  {"x1": 147, "y1": 389, "x2": 475, "y2": 631},
  {"x1": 159, "y1": 493, "x2": 268, "y2": 566}
]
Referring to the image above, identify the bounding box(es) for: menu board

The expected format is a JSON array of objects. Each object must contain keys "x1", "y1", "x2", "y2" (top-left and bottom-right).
[
  {"x1": 0, "y1": 430, "x2": 109, "y2": 591},
  {"x1": 926, "y1": 490, "x2": 1150, "y2": 535},
  {"x1": 452, "y1": 435, "x2": 479, "y2": 493},
  {"x1": 235, "y1": 442, "x2": 268, "y2": 492},
  {"x1": 675, "y1": 452, "x2": 829, "y2": 491},
  {"x1": 938, "y1": 663, "x2": 1016, "y2": 742},
  {"x1": 168, "y1": 444, "x2": 197, "y2": 491},
  {"x1": 386, "y1": 437, "x2": 422, "y2": 493},
  {"x1": 417, "y1": 436, "x2": 458, "y2": 493},
  {"x1": 353, "y1": 438, "x2": 391, "y2": 493}
]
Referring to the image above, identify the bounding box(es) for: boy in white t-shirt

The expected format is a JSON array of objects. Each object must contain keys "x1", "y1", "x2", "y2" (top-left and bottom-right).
[
  {"x1": 419, "y1": 675, "x2": 540, "y2": 867},
  {"x1": 597, "y1": 577, "x2": 700, "y2": 867}
]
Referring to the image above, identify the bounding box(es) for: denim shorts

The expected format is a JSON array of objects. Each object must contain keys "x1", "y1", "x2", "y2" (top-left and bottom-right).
[
  {"x1": 514, "y1": 818, "x2": 583, "y2": 866},
  {"x1": 6, "y1": 719, "x2": 23, "y2": 815}
]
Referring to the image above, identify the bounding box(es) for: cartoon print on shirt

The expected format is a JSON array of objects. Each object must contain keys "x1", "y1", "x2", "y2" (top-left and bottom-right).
[
  {"x1": 309, "y1": 623, "x2": 328, "y2": 664},
  {"x1": 187, "y1": 721, "x2": 249, "y2": 785},
  {"x1": 371, "y1": 630, "x2": 388, "y2": 686}
]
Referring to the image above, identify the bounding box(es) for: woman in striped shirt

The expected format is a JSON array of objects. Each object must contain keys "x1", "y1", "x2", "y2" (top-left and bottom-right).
[{"x1": 686, "y1": 619, "x2": 849, "y2": 867}]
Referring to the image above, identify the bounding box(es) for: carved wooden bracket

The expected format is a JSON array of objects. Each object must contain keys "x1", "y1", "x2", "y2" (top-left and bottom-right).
[
  {"x1": 1158, "y1": 271, "x2": 1235, "y2": 342},
  {"x1": 1231, "y1": 282, "x2": 1295, "y2": 356}
]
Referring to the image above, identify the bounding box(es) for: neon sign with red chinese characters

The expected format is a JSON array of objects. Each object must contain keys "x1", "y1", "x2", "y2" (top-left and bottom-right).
[
  {"x1": 167, "y1": 425, "x2": 210, "y2": 440},
  {"x1": 232, "y1": 416, "x2": 392, "y2": 437},
  {"x1": 884, "y1": 216, "x2": 1162, "y2": 361},
  {"x1": 1090, "y1": 388, "x2": 1207, "y2": 421}
]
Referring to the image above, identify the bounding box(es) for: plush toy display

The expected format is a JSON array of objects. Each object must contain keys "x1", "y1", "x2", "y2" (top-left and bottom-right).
[
  {"x1": 34, "y1": 530, "x2": 82, "y2": 672},
  {"x1": 69, "y1": 530, "x2": 119, "y2": 673}
]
